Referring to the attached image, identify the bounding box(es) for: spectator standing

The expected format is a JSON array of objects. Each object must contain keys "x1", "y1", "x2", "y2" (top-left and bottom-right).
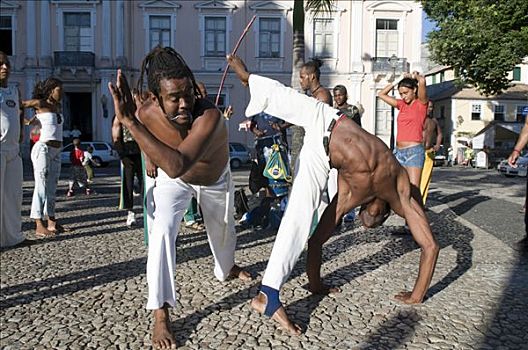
[
  {"x1": 508, "y1": 115, "x2": 528, "y2": 251},
  {"x1": 83, "y1": 145, "x2": 100, "y2": 184},
  {"x1": 0, "y1": 51, "x2": 25, "y2": 247},
  {"x1": 112, "y1": 115, "x2": 143, "y2": 227},
  {"x1": 67, "y1": 138, "x2": 90, "y2": 196},
  {"x1": 378, "y1": 72, "x2": 428, "y2": 194},
  {"x1": 23, "y1": 77, "x2": 67, "y2": 237},
  {"x1": 70, "y1": 125, "x2": 82, "y2": 139},
  {"x1": 333, "y1": 85, "x2": 362, "y2": 127},
  {"x1": 420, "y1": 101, "x2": 442, "y2": 205}
]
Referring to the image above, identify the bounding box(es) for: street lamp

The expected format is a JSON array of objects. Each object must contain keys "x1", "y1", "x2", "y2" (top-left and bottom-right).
[{"x1": 388, "y1": 54, "x2": 399, "y2": 150}]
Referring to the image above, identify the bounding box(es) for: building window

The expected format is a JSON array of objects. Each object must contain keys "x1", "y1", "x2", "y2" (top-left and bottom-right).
[
  {"x1": 64, "y1": 12, "x2": 92, "y2": 51},
  {"x1": 432, "y1": 75, "x2": 437, "y2": 84},
  {"x1": 0, "y1": 16, "x2": 13, "y2": 55},
  {"x1": 149, "y1": 16, "x2": 171, "y2": 49},
  {"x1": 375, "y1": 97, "x2": 391, "y2": 135},
  {"x1": 375, "y1": 19, "x2": 398, "y2": 58},
  {"x1": 313, "y1": 18, "x2": 334, "y2": 58},
  {"x1": 513, "y1": 67, "x2": 521, "y2": 81},
  {"x1": 259, "y1": 17, "x2": 281, "y2": 58},
  {"x1": 493, "y1": 104, "x2": 505, "y2": 121},
  {"x1": 204, "y1": 17, "x2": 226, "y2": 57},
  {"x1": 440, "y1": 72, "x2": 445, "y2": 83},
  {"x1": 471, "y1": 104, "x2": 482, "y2": 120},
  {"x1": 517, "y1": 105, "x2": 528, "y2": 123}
]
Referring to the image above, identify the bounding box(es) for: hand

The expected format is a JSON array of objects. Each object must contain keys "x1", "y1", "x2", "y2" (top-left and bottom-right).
[
  {"x1": 223, "y1": 105, "x2": 233, "y2": 120},
  {"x1": 433, "y1": 144, "x2": 441, "y2": 152},
  {"x1": 145, "y1": 157, "x2": 158, "y2": 178},
  {"x1": 108, "y1": 69, "x2": 137, "y2": 125},
  {"x1": 270, "y1": 122, "x2": 281, "y2": 131},
  {"x1": 508, "y1": 150, "x2": 521, "y2": 167},
  {"x1": 253, "y1": 129, "x2": 266, "y2": 138}
]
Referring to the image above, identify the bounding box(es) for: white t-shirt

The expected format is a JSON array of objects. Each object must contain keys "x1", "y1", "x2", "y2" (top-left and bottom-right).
[
  {"x1": 0, "y1": 85, "x2": 21, "y2": 151},
  {"x1": 70, "y1": 129, "x2": 82, "y2": 138}
]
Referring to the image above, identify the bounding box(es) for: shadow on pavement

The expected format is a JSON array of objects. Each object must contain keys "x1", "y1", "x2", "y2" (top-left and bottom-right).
[
  {"x1": 359, "y1": 310, "x2": 421, "y2": 350},
  {"x1": 0, "y1": 257, "x2": 146, "y2": 309},
  {"x1": 479, "y1": 248, "x2": 528, "y2": 349},
  {"x1": 287, "y1": 207, "x2": 473, "y2": 343}
]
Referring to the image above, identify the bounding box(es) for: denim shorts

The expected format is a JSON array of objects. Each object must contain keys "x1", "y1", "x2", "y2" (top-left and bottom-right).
[{"x1": 393, "y1": 144, "x2": 425, "y2": 168}]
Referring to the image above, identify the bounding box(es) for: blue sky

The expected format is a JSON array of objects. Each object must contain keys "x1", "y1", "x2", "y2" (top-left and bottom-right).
[{"x1": 422, "y1": 10, "x2": 437, "y2": 43}]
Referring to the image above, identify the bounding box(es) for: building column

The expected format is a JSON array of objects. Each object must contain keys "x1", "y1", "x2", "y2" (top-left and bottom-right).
[
  {"x1": 40, "y1": 0, "x2": 52, "y2": 67},
  {"x1": 25, "y1": 0, "x2": 36, "y2": 67},
  {"x1": 101, "y1": 0, "x2": 111, "y2": 66},
  {"x1": 115, "y1": 0, "x2": 125, "y2": 66},
  {"x1": 97, "y1": 73, "x2": 113, "y2": 143},
  {"x1": 350, "y1": 0, "x2": 363, "y2": 72}
]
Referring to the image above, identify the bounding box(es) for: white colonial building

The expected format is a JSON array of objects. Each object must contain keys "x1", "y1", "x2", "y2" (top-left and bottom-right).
[{"x1": 1, "y1": 0, "x2": 424, "y2": 154}]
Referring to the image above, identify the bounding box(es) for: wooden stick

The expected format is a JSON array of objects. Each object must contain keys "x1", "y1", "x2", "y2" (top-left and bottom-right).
[{"x1": 215, "y1": 15, "x2": 257, "y2": 106}]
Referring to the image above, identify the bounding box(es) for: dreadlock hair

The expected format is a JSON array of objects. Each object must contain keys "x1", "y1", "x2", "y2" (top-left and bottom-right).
[
  {"x1": 302, "y1": 59, "x2": 323, "y2": 80},
  {"x1": 137, "y1": 46, "x2": 201, "y2": 100},
  {"x1": 32, "y1": 77, "x2": 63, "y2": 100}
]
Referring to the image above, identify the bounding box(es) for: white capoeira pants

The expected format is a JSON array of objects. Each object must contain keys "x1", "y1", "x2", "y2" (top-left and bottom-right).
[
  {"x1": 245, "y1": 74, "x2": 341, "y2": 290},
  {"x1": 0, "y1": 147, "x2": 24, "y2": 247},
  {"x1": 145, "y1": 164, "x2": 237, "y2": 310}
]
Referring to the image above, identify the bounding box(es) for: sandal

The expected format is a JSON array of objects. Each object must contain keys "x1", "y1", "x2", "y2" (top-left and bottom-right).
[
  {"x1": 48, "y1": 224, "x2": 73, "y2": 233},
  {"x1": 35, "y1": 231, "x2": 56, "y2": 238},
  {"x1": 188, "y1": 222, "x2": 205, "y2": 231}
]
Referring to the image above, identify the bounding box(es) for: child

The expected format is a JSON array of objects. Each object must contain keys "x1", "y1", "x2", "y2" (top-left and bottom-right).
[
  {"x1": 82, "y1": 145, "x2": 100, "y2": 184},
  {"x1": 67, "y1": 138, "x2": 90, "y2": 196}
]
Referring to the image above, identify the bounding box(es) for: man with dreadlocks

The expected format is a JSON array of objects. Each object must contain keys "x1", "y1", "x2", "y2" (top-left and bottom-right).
[{"x1": 108, "y1": 47, "x2": 251, "y2": 349}]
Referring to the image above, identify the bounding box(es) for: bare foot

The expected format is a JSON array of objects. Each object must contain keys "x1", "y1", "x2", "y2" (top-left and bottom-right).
[
  {"x1": 250, "y1": 292, "x2": 302, "y2": 336},
  {"x1": 394, "y1": 291, "x2": 423, "y2": 304},
  {"x1": 307, "y1": 283, "x2": 341, "y2": 295},
  {"x1": 152, "y1": 307, "x2": 176, "y2": 349},
  {"x1": 228, "y1": 264, "x2": 252, "y2": 282},
  {"x1": 226, "y1": 55, "x2": 250, "y2": 86},
  {"x1": 35, "y1": 219, "x2": 55, "y2": 238}
]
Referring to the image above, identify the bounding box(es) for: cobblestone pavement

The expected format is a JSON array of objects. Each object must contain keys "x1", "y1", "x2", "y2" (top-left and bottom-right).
[{"x1": 1, "y1": 167, "x2": 527, "y2": 349}]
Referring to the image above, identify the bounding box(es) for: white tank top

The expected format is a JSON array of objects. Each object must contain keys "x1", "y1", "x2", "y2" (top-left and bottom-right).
[
  {"x1": 0, "y1": 85, "x2": 21, "y2": 151},
  {"x1": 37, "y1": 112, "x2": 63, "y2": 142}
]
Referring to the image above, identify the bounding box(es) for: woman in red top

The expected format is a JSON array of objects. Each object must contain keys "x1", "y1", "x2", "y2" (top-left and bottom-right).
[{"x1": 378, "y1": 72, "x2": 428, "y2": 191}]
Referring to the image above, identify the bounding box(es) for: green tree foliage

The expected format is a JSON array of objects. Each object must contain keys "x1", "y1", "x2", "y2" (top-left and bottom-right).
[{"x1": 422, "y1": 0, "x2": 528, "y2": 95}]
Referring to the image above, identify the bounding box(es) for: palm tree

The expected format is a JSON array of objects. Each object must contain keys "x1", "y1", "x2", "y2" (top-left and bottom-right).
[{"x1": 289, "y1": 0, "x2": 334, "y2": 169}]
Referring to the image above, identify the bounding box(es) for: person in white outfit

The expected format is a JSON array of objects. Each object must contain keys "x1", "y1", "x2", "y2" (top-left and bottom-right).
[
  {"x1": 0, "y1": 51, "x2": 25, "y2": 248},
  {"x1": 23, "y1": 77, "x2": 67, "y2": 237},
  {"x1": 108, "y1": 46, "x2": 251, "y2": 350},
  {"x1": 227, "y1": 55, "x2": 439, "y2": 335}
]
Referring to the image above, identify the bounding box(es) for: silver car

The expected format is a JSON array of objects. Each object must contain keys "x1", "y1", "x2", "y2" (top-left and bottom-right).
[
  {"x1": 61, "y1": 141, "x2": 119, "y2": 166},
  {"x1": 497, "y1": 153, "x2": 528, "y2": 177},
  {"x1": 229, "y1": 142, "x2": 251, "y2": 169}
]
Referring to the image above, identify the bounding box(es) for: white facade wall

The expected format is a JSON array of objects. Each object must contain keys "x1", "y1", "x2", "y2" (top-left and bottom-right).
[{"x1": 2, "y1": 0, "x2": 424, "y2": 151}]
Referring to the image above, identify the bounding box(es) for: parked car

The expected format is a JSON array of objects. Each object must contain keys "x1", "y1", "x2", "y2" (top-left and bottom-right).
[
  {"x1": 229, "y1": 142, "x2": 251, "y2": 169},
  {"x1": 497, "y1": 153, "x2": 528, "y2": 177},
  {"x1": 61, "y1": 141, "x2": 119, "y2": 166},
  {"x1": 433, "y1": 145, "x2": 447, "y2": 167}
]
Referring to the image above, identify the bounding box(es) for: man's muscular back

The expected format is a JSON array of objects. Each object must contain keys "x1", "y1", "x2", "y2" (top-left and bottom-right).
[
  {"x1": 139, "y1": 98, "x2": 229, "y2": 186},
  {"x1": 329, "y1": 117, "x2": 402, "y2": 205}
]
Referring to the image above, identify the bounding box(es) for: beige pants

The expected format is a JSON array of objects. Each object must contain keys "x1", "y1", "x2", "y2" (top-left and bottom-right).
[{"x1": 0, "y1": 148, "x2": 24, "y2": 247}]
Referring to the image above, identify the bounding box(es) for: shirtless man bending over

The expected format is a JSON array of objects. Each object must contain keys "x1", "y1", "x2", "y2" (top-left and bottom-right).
[
  {"x1": 109, "y1": 47, "x2": 251, "y2": 350},
  {"x1": 226, "y1": 54, "x2": 439, "y2": 335}
]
